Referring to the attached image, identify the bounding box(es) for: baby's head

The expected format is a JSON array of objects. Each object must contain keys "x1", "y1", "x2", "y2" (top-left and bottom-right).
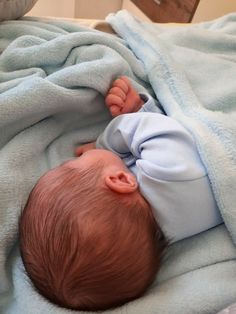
[{"x1": 20, "y1": 149, "x2": 167, "y2": 311}]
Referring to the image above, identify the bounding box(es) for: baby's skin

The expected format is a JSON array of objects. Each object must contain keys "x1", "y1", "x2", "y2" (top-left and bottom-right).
[{"x1": 105, "y1": 76, "x2": 144, "y2": 117}]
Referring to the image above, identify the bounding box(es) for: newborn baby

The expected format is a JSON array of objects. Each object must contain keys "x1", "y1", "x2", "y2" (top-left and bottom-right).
[{"x1": 20, "y1": 76, "x2": 222, "y2": 311}]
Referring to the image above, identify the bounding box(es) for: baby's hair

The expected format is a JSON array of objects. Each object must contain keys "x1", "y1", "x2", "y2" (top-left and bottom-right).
[{"x1": 19, "y1": 159, "x2": 167, "y2": 311}]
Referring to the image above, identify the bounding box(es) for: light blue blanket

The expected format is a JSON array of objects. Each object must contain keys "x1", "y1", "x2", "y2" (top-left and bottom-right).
[
  {"x1": 0, "y1": 11, "x2": 236, "y2": 314},
  {"x1": 107, "y1": 11, "x2": 236, "y2": 242}
]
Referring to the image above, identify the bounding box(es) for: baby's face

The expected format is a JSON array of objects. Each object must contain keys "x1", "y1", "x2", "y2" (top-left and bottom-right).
[{"x1": 66, "y1": 149, "x2": 128, "y2": 173}]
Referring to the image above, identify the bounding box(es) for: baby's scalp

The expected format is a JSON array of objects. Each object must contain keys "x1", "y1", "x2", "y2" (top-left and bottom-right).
[{"x1": 20, "y1": 160, "x2": 167, "y2": 311}]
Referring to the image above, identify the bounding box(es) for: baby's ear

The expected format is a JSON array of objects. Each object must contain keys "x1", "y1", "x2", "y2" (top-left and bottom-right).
[{"x1": 105, "y1": 171, "x2": 138, "y2": 194}]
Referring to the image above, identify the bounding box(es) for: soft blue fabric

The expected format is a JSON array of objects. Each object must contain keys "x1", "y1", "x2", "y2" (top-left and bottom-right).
[
  {"x1": 107, "y1": 10, "x2": 236, "y2": 243},
  {"x1": 0, "y1": 12, "x2": 236, "y2": 314}
]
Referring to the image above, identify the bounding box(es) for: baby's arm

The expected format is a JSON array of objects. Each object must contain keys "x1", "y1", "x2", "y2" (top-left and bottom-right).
[
  {"x1": 96, "y1": 112, "x2": 207, "y2": 179},
  {"x1": 105, "y1": 76, "x2": 144, "y2": 117}
]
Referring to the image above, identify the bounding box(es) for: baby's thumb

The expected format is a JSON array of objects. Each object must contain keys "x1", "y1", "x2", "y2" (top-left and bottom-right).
[{"x1": 110, "y1": 105, "x2": 121, "y2": 117}]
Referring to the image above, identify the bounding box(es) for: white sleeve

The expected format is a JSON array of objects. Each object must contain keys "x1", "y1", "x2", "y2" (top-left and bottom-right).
[{"x1": 96, "y1": 112, "x2": 206, "y2": 180}]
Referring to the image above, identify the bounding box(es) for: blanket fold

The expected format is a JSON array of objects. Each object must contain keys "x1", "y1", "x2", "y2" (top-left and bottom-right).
[
  {"x1": 0, "y1": 12, "x2": 236, "y2": 314},
  {"x1": 107, "y1": 10, "x2": 236, "y2": 244}
]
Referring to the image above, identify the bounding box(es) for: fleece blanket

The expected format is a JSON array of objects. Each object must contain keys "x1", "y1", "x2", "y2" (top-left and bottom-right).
[{"x1": 0, "y1": 11, "x2": 236, "y2": 314}]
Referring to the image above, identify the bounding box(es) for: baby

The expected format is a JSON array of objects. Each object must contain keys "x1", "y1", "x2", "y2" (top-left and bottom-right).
[{"x1": 19, "y1": 77, "x2": 222, "y2": 311}]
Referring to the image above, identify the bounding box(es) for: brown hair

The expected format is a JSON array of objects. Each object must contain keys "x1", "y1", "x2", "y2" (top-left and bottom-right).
[{"x1": 19, "y1": 160, "x2": 167, "y2": 311}]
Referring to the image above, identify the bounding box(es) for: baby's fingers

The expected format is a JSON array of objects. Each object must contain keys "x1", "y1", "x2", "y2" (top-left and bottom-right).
[
  {"x1": 75, "y1": 146, "x2": 83, "y2": 156},
  {"x1": 75, "y1": 142, "x2": 96, "y2": 156},
  {"x1": 105, "y1": 94, "x2": 124, "y2": 116},
  {"x1": 110, "y1": 105, "x2": 121, "y2": 117},
  {"x1": 119, "y1": 76, "x2": 132, "y2": 89},
  {"x1": 108, "y1": 87, "x2": 126, "y2": 100},
  {"x1": 112, "y1": 78, "x2": 129, "y2": 94}
]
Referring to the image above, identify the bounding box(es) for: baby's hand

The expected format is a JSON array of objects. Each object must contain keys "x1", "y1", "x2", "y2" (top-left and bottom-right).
[
  {"x1": 105, "y1": 76, "x2": 144, "y2": 117},
  {"x1": 75, "y1": 142, "x2": 96, "y2": 157}
]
